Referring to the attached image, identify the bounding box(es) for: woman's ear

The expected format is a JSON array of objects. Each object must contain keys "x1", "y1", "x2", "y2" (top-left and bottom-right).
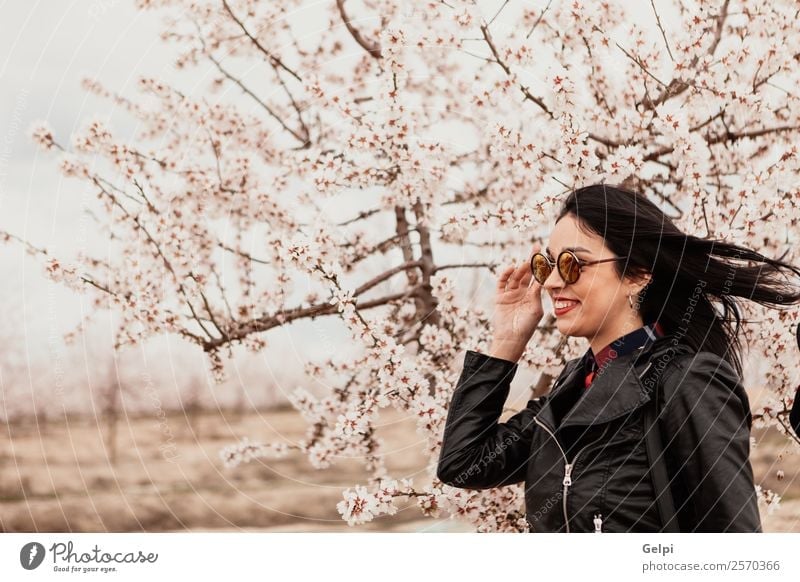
[{"x1": 628, "y1": 272, "x2": 652, "y2": 295}]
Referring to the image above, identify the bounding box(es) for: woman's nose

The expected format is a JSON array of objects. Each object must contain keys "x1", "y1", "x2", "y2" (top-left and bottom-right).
[{"x1": 543, "y1": 263, "x2": 565, "y2": 290}]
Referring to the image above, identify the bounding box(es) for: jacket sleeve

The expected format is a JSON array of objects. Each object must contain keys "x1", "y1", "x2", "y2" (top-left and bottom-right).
[
  {"x1": 790, "y1": 385, "x2": 800, "y2": 437},
  {"x1": 436, "y1": 349, "x2": 546, "y2": 490},
  {"x1": 660, "y1": 351, "x2": 762, "y2": 532}
]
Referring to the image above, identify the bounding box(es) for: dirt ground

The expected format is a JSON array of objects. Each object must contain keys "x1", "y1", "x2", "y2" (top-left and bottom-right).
[{"x1": 1, "y1": 406, "x2": 798, "y2": 532}]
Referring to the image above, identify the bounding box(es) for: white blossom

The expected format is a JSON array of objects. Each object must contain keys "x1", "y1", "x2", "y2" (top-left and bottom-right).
[{"x1": 337, "y1": 485, "x2": 379, "y2": 526}]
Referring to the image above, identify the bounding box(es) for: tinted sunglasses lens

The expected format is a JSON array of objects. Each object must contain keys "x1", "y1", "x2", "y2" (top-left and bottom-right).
[
  {"x1": 559, "y1": 252, "x2": 580, "y2": 283},
  {"x1": 531, "y1": 254, "x2": 551, "y2": 284}
]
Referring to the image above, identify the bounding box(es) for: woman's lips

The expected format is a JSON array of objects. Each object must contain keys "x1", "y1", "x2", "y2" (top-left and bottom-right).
[{"x1": 554, "y1": 300, "x2": 580, "y2": 316}]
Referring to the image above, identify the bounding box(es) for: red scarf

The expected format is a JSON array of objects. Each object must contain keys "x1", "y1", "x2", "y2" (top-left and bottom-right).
[{"x1": 584, "y1": 321, "x2": 665, "y2": 389}]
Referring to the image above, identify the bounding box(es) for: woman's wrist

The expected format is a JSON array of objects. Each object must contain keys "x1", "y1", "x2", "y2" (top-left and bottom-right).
[{"x1": 488, "y1": 339, "x2": 526, "y2": 363}]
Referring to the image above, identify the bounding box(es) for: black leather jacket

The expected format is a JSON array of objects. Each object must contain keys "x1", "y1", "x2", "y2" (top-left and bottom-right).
[{"x1": 436, "y1": 335, "x2": 762, "y2": 532}]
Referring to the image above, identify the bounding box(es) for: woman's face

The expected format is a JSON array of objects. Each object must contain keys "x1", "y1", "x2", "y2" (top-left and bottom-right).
[{"x1": 542, "y1": 213, "x2": 649, "y2": 345}]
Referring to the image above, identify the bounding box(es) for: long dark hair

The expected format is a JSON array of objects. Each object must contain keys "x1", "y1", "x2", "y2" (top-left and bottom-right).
[{"x1": 556, "y1": 183, "x2": 800, "y2": 377}]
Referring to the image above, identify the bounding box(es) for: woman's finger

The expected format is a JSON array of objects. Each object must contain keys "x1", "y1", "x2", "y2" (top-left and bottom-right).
[
  {"x1": 508, "y1": 261, "x2": 527, "y2": 289},
  {"x1": 497, "y1": 265, "x2": 516, "y2": 291},
  {"x1": 519, "y1": 268, "x2": 532, "y2": 288},
  {"x1": 527, "y1": 277, "x2": 542, "y2": 295}
]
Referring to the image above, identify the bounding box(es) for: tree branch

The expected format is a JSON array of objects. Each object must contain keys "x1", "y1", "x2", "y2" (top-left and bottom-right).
[
  {"x1": 221, "y1": 0, "x2": 304, "y2": 81},
  {"x1": 203, "y1": 286, "x2": 423, "y2": 351},
  {"x1": 643, "y1": 0, "x2": 730, "y2": 110},
  {"x1": 205, "y1": 49, "x2": 309, "y2": 145},
  {"x1": 650, "y1": 0, "x2": 674, "y2": 62},
  {"x1": 354, "y1": 260, "x2": 423, "y2": 297},
  {"x1": 481, "y1": 22, "x2": 620, "y2": 148},
  {"x1": 336, "y1": 0, "x2": 382, "y2": 59},
  {"x1": 480, "y1": 23, "x2": 552, "y2": 117},
  {"x1": 433, "y1": 262, "x2": 495, "y2": 273},
  {"x1": 525, "y1": 0, "x2": 552, "y2": 39},
  {"x1": 217, "y1": 241, "x2": 270, "y2": 265}
]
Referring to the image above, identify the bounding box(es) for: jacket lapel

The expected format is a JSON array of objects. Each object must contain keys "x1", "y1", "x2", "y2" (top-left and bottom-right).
[
  {"x1": 540, "y1": 334, "x2": 678, "y2": 430},
  {"x1": 533, "y1": 355, "x2": 588, "y2": 432}
]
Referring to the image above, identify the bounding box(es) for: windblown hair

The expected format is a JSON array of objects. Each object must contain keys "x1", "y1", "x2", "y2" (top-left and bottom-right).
[{"x1": 557, "y1": 183, "x2": 800, "y2": 377}]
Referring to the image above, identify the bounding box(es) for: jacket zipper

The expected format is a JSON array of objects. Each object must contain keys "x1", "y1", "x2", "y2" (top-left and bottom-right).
[
  {"x1": 528, "y1": 356, "x2": 655, "y2": 532},
  {"x1": 594, "y1": 513, "x2": 603, "y2": 533},
  {"x1": 533, "y1": 416, "x2": 611, "y2": 532}
]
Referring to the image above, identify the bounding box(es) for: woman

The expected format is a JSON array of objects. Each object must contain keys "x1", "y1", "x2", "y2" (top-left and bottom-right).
[
  {"x1": 436, "y1": 184, "x2": 800, "y2": 533},
  {"x1": 791, "y1": 323, "x2": 800, "y2": 437}
]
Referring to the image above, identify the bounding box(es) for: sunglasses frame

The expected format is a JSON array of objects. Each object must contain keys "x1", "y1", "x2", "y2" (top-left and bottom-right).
[{"x1": 530, "y1": 250, "x2": 628, "y2": 285}]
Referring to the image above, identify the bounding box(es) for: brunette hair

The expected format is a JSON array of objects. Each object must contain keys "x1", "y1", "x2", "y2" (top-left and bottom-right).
[{"x1": 556, "y1": 183, "x2": 800, "y2": 377}]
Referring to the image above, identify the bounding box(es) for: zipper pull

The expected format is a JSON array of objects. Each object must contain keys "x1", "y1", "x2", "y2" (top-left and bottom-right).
[
  {"x1": 594, "y1": 514, "x2": 603, "y2": 533},
  {"x1": 563, "y1": 463, "x2": 573, "y2": 487}
]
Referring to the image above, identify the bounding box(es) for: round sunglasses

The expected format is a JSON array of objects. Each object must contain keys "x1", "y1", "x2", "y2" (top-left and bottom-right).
[{"x1": 530, "y1": 250, "x2": 628, "y2": 285}]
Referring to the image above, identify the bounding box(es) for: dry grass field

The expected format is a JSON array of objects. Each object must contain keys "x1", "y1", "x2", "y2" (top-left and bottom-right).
[{"x1": 1, "y1": 405, "x2": 798, "y2": 532}]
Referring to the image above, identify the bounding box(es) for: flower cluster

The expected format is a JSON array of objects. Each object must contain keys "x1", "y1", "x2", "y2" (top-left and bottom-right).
[
  {"x1": 755, "y1": 484, "x2": 782, "y2": 515},
  {"x1": 29, "y1": 122, "x2": 55, "y2": 150},
  {"x1": 44, "y1": 258, "x2": 82, "y2": 291},
  {"x1": 219, "y1": 436, "x2": 290, "y2": 469}
]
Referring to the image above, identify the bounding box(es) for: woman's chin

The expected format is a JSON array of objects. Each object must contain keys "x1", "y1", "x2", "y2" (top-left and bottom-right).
[{"x1": 556, "y1": 319, "x2": 582, "y2": 335}]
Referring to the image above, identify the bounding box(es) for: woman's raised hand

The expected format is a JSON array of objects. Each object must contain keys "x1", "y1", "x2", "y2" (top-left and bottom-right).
[{"x1": 490, "y1": 242, "x2": 545, "y2": 359}]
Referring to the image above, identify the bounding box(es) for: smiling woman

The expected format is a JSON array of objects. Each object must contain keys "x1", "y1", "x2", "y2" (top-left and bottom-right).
[
  {"x1": 437, "y1": 183, "x2": 800, "y2": 533},
  {"x1": 531, "y1": 218, "x2": 650, "y2": 355}
]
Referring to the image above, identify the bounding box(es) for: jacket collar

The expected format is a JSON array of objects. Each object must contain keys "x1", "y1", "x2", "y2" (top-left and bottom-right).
[
  {"x1": 535, "y1": 333, "x2": 682, "y2": 431},
  {"x1": 588, "y1": 320, "x2": 665, "y2": 373}
]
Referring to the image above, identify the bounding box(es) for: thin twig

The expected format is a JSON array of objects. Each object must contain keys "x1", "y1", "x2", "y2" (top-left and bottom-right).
[
  {"x1": 217, "y1": 241, "x2": 270, "y2": 265},
  {"x1": 338, "y1": 208, "x2": 382, "y2": 226},
  {"x1": 336, "y1": 0, "x2": 382, "y2": 59},
  {"x1": 188, "y1": 271, "x2": 227, "y2": 340},
  {"x1": 526, "y1": 0, "x2": 553, "y2": 39},
  {"x1": 221, "y1": 0, "x2": 303, "y2": 81},
  {"x1": 433, "y1": 262, "x2": 495, "y2": 273},
  {"x1": 480, "y1": 23, "x2": 553, "y2": 118},
  {"x1": 650, "y1": 0, "x2": 674, "y2": 61},
  {"x1": 616, "y1": 41, "x2": 669, "y2": 88},
  {"x1": 206, "y1": 51, "x2": 308, "y2": 144},
  {"x1": 487, "y1": 0, "x2": 510, "y2": 26}
]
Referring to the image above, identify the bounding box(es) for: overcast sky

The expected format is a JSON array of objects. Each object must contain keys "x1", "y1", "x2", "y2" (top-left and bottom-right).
[
  {"x1": 1, "y1": 1, "x2": 172, "y2": 356},
  {"x1": 0, "y1": 1, "x2": 294, "y2": 412}
]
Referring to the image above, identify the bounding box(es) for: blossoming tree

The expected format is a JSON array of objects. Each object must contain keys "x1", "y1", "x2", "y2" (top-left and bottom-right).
[{"x1": 8, "y1": 0, "x2": 800, "y2": 530}]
